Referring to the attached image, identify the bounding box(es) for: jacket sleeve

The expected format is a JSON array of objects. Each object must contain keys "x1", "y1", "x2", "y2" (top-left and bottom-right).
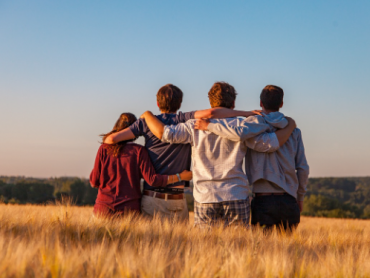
[
  {"x1": 207, "y1": 116, "x2": 270, "y2": 142},
  {"x1": 244, "y1": 132, "x2": 280, "y2": 153},
  {"x1": 162, "y1": 122, "x2": 194, "y2": 145},
  {"x1": 295, "y1": 129, "x2": 309, "y2": 201},
  {"x1": 89, "y1": 146, "x2": 103, "y2": 188},
  {"x1": 138, "y1": 147, "x2": 168, "y2": 187}
]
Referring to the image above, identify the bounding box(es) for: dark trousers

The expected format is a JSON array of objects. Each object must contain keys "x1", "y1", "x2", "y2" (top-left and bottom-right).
[{"x1": 251, "y1": 194, "x2": 300, "y2": 232}]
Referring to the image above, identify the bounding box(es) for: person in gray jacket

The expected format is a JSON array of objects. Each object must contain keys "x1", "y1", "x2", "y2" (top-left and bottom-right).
[{"x1": 194, "y1": 85, "x2": 309, "y2": 231}]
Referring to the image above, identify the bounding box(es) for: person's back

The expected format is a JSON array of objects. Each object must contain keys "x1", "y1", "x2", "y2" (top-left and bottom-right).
[
  {"x1": 129, "y1": 111, "x2": 194, "y2": 191},
  {"x1": 199, "y1": 85, "x2": 309, "y2": 231},
  {"x1": 159, "y1": 82, "x2": 284, "y2": 227},
  {"x1": 90, "y1": 112, "x2": 193, "y2": 218},
  {"x1": 245, "y1": 112, "x2": 308, "y2": 200},
  {"x1": 104, "y1": 83, "x2": 267, "y2": 221},
  {"x1": 164, "y1": 117, "x2": 277, "y2": 203},
  {"x1": 248, "y1": 86, "x2": 309, "y2": 231},
  {"x1": 90, "y1": 143, "x2": 168, "y2": 214}
]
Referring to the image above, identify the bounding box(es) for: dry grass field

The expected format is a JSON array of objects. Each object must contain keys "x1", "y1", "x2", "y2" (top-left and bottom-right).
[{"x1": 1, "y1": 203, "x2": 370, "y2": 278}]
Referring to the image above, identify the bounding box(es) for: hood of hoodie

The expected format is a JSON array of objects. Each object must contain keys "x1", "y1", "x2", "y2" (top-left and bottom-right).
[{"x1": 262, "y1": 111, "x2": 288, "y2": 130}]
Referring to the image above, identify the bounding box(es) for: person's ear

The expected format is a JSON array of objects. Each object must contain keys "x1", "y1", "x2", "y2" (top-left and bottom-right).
[
  {"x1": 280, "y1": 101, "x2": 284, "y2": 108},
  {"x1": 157, "y1": 102, "x2": 160, "y2": 108},
  {"x1": 231, "y1": 101, "x2": 235, "y2": 110},
  {"x1": 260, "y1": 100, "x2": 263, "y2": 108}
]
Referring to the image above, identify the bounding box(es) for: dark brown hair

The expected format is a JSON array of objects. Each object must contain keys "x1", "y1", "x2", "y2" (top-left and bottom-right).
[
  {"x1": 208, "y1": 82, "x2": 237, "y2": 108},
  {"x1": 101, "y1": 113, "x2": 137, "y2": 157},
  {"x1": 156, "y1": 84, "x2": 183, "y2": 113},
  {"x1": 260, "y1": 85, "x2": 284, "y2": 111}
]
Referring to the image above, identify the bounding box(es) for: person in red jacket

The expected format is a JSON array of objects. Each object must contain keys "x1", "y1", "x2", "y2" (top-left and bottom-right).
[{"x1": 90, "y1": 112, "x2": 192, "y2": 218}]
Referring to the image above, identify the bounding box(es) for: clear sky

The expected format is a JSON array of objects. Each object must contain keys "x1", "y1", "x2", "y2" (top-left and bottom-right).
[{"x1": 1, "y1": 0, "x2": 369, "y2": 178}]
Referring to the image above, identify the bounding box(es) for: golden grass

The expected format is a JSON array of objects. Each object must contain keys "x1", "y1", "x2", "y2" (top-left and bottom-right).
[{"x1": 0, "y1": 203, "x2": 370, "y2": 278}]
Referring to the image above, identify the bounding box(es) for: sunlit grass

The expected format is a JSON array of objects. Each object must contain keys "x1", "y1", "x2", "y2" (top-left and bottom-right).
[{"x1": 0, "y1": 203, "x2": 369, "y2": 277}]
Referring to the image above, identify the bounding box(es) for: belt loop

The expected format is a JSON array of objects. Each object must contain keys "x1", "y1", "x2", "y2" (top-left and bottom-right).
[
  {"x1": 153, "y1": 192, "x2": 157, "y2": 198},
  {"x1": 165, "y1": 194, "x2": 168, "y2": 201}
]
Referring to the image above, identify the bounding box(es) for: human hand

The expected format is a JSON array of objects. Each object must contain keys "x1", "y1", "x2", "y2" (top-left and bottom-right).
[
  {"x1": 179, "y1": 170, "x2": 192, "y2": 181},
  {"x1": 194, "y1": 119, "x2": 210, "y2": 130},
  {"x1": 298, "y1": 201, "x2": 303, "y2": 212}
]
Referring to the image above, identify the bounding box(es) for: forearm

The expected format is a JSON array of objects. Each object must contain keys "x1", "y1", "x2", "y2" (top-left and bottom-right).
[
  {"x1": 142, "y1": 111, "x2": 165, "y2": 139},
  {"x1": 166, "y1": 174, "x2": 182, "y2": 185},
  {"x1": 195, "y1": 108, "x2": 256, "y2": 119},
  {"x1": 207, "y1": 121, "x2": 269, "y2": 142},
  {"x1": 104, "y1": 128, "x2": 135, "y2": 144},
  {"x1": 297, "y1": 184, "x2": 307, "y2": 202},
  {"x1": 162, "y1": 124, "x2": 193, "y2": 144},
  {"x1": 296, "y1": 169, "x2": 309, "y2": 201},
  {"x1": 275, "y1": 118, "x2": 296, "y2": 146},
  {"x1": 245, "y1": 132, "x2": 280, "y2": 153},
  {"x1": 166, "y1": 171, "x2": 192, "y2": 184},
  {"x1": 296, "y1": 134, "x2": 309, "y2": 201}
]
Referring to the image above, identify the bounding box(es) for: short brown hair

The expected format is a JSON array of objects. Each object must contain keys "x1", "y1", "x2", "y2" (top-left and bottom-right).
[
  {"x1": 208, "y1": 82, "x2": 237, "y2": 108},
  {"x1": 260, "y1": 85, "x2": 284, "y2": 111},
  {"x1": 156, "y1": 84, "x2": 183, "y2": 113}
]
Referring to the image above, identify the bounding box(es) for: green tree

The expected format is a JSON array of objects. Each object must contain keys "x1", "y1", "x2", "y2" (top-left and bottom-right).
[{"x1": 70, "y1": 180, "x2": 86, "y2": 204}]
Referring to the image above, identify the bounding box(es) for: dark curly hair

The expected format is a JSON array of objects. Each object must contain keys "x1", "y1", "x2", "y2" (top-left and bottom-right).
[{"x1": 208, "y1": 82, "x2": 237, "y2": 108}]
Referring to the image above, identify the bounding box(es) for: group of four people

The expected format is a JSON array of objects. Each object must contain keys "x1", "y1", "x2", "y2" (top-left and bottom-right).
[{"x1": 90, "y1": 82, "x2": 309, "y2": 230}]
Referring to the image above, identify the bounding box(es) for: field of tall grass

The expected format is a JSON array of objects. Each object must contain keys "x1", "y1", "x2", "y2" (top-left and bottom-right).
[{"x1": 0, "y1": 203, "x2": 370, "y2": 278}]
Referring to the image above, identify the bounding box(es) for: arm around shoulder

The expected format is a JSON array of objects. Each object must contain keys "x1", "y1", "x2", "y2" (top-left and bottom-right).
[
  {"x1": 104, "y1": 128, "x2": 136, "y2": 144},
  {"x1": 194, "y1": 108, "x2": 261, "y2": 119}
]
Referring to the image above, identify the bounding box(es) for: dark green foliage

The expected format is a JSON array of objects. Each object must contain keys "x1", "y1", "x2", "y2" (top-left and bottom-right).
[
  {"x1": 0, "y1": 176, "x2": 97, "y2": 206},
  {"x1": 304, "y1": 177, "x2": 370, "y2": 219},
  {"x1": 70, "y1": 180, "x2": 86, "y2": 204},
  {"x1": 1, "y1": 176, "x2": 370, "y2": 219},
  {"x1": 24, "y1": 183, "x2": 54, "y2": 203}
]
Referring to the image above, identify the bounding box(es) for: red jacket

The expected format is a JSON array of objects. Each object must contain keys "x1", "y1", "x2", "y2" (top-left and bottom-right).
[{"x1": 90, "y1": 143, "x2": 168, "y2": 211}]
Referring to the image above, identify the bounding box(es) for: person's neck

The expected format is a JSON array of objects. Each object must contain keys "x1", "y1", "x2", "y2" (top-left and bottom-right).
[
  {"x1": 160, "y1": 110, "x2": 176, "y2": 114},
  {"x1": 262, "y1": 109, "x2": 279, "y2": 115}
]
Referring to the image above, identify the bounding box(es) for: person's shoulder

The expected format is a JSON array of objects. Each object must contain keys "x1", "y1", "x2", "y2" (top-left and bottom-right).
[
  {"x1": 98, "y1": 144, "x2": 110, "y2": 155},
  {"x1": 293, "y1": 128, "x2": 303, "y2": 137},
  {"x1": 100, "y1": 143, "x2": 109, "y2": 150},
  {"x1": 174, "y1": 111, "x2": 196, "y2": 123},
  {"x1": 130, "y1": 117, "x2": 145, "y2": 127},
  {"x1": 125, "y1": 142, "x2": 144, "y2": 150},
  {"x1": 243, "y1": 115, "x2": 265, "y2": 124},
  {"x1": 208, "y1": 117, "x2": 239, "y2": 126}
]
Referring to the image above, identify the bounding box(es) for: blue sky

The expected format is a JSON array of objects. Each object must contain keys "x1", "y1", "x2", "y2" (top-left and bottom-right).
[{"x1": 1, "y1": 0, "x2": 369, "y2": 177}]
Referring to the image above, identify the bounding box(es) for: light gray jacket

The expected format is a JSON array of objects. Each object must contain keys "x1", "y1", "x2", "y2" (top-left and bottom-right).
[{"x1": 207, "y1": 112, "x2": 309, "y2": 201}]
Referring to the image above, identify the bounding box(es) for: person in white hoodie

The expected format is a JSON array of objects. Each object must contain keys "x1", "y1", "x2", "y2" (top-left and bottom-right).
[{"x1": 194, "y1": 85, "x2": 309, "y2": 231}]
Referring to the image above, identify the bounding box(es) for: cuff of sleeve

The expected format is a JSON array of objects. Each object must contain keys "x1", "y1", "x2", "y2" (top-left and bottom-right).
[
  {"x1": 270, "y1": 133, "x2": 280, "y2": 151},
  {"x1": 161, "y1": 126, "x2": 171, "y2": 143},
  {"x1": 297, "y1": 194, "x2": 305, "y2": 202},
  {"x1": 161, "y1": 175, "x2": 169, "y2": 187},
  {"x1": 207, "y1": 123, "x2": 216, "y2": 132}
]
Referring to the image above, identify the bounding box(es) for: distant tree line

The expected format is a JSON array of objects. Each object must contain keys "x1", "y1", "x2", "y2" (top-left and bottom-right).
[
  {"x1": 302, "y1": 177, "x2": 370, "y2": 219},
  {"x1": 1, "y1": 176, "x2": 370, "y2": 219},
  {"x1": 0, "y1": 176, "x2": 97, "y2": 205}
]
